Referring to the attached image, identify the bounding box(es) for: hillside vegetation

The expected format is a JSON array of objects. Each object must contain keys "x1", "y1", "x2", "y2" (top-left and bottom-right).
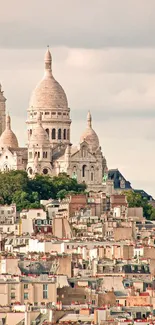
[{"x1": 0, "y1": 171, "x2": 86, "y2": 211}]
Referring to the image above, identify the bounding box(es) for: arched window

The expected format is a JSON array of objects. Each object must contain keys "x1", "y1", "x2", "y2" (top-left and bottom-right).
[
  {"x1": 82, "y1": 165, "x2": 87, "y2": 178},
  {"x1": 45, "y1": 128, "x2": 49, "y2": 138},
  {"x1": 67, "y1": 129, "x2": 70, "y2": 140},
  {"x1": 30, "y1": 129, "x2": 32, "y2": 136},
  {"x1": 43, "y1": 152, "x2": 48, "y2": 158},
  {"x1": 52, "y1": 128, "x2": 56, "y2": 140},
  {"x1": 58, "y1": 129, "x2": 61, "y2": 140},
  {"x1": 91, "y1": 166, "x2": 94, "y2": 181},
  {"x1": 63, "y1": 129, "x2": 66, "y2": 140}
]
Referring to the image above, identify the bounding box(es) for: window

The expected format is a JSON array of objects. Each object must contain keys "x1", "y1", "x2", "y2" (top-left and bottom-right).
[
  {"x1": 43, "y1": 152, "x2": 47, "y2": 158},
  {"x1": 7, "y1": 228, "x2": 10, "y2": 232},
  {"x1": 58, "y1": 129, "x2": 61, "y2": 140},
  {"x1": 45, "y1": 112, "x2": 49, "y2": 115},
  {"x1": 38, "y1": 152, "x2": 40, "y2": 158},
  {"x1": 11, "y1": 292, "x2": 15, "y2": 299},
  {"x1": 43, "y1": 168, "x2": 48, "y2": 175},
  {"x1": 30, "y1": 129, "x2": 32, "y2": 135},
  {"x1": 24, "y1": 284, "x2": 28, "y2": 289},
  {"x1": 1, "y1": 211, "x2": 4, "y2": 215},
  {"x1": 24, "y1": 292, "x2": 29, "y2": 300},
  {"x1": 92, "y1": 299, "x2": 95, "y2": 305},
  {"x1": 58, "y1": 112, "x2": 61, "y2": 116},
  {"x1": 91, "y1": 167, "x2": 94, "y2": 182},
  {"x1": 67, "y1": 245, "x2": 69, "y2": 249},
  {"x1": 29, "y1": 168, "x2": 33, "y2": 175},
  {"x1": 43, "y1": 284, "x2": 48, "y2": 299},
  {"x1": 82, "y1": 165, "x2": 86, "y2": 178},
  {"x1": 52, "y1": 128, "x2": 56, "y2": 140},
  {"x1": 63, "y1": 129, "x2": 66, "y2": 140},
  {"x1": 45, "y1": 129, "x2": 49, "y2": 138},
  {"x1": 5, "y1": 156, "x2": 8, "y2": 159},
  {"x1": 37, "y1": 213, "x2": 40, "y2": 217}
]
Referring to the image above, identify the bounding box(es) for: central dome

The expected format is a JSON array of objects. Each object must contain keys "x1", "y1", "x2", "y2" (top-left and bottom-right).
[{"x1": 29, "y1": 49, "x2": 68, "y2": 110}]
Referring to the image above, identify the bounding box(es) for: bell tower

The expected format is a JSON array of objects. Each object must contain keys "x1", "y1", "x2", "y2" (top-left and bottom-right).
[{"x1": 0, "y1": 84, "x2": 6, "y2": 136}]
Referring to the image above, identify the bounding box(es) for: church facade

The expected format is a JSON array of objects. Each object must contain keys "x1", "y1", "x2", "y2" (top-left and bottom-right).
[{"x1": 0, "y1": 49, "x2": 108, "y2": 193}]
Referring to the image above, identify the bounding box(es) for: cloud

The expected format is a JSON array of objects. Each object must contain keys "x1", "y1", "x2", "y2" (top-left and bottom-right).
[
  {"x1": 0, "y1": 0, "x2": 155, "y2": 49},
  {"x1": 0, "y1": 1, "x2": 155, "y2": 197}
]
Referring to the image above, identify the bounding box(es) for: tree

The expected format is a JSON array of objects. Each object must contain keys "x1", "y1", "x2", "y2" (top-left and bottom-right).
[
  {"x1": 56, "y1": 189, "x2": 68, "y2": 200},
  {"x1": 0, "y1": 171, "x2": 86, "y2": 211},
  {"x1": 12, "y1": 190, "x2": 40, "y2": 211},
  {"x1": 124, "y1": 190, "x2": 155, "y2": 220}
]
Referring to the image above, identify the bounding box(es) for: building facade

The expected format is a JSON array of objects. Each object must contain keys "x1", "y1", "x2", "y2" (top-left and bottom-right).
[{"x1": 0, "y1": 49, "x2": 108, "y2": 192}]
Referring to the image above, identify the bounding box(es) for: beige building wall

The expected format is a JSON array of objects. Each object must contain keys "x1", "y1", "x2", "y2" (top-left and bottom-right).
[
  {"x1": 143, "y1": 246, "x2": 155, "y2": 259},
  {"x1": 0, "y1": 258, "x2": 21, "y2": 275},
  {"x1": 57, "y1": 255, "x2": 72, "y2": 278},
  {"x1": 126, "y1": 295, "x2": 150, "y2": 307},
  {"x1": 113, "y1": 227, "x2": 133, "y2": 241},
  {"x1": 0, "y1": 279, "x2": 57, "y2": 306}
]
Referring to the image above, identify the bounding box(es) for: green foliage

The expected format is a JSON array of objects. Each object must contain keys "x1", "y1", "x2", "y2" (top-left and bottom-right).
[
  {"x1": 56, "y1": 189, "x2": 68, "y2": 200},
  {"x1": 0, "y1": 171, "x2": 86, "y2": 211},
  {"x1": 124, "y1": 190, "x2": 155, "y2": 220}
]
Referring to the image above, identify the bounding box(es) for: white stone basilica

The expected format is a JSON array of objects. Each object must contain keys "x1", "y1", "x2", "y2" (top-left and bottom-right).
[{"x1": 0, "y1": 49, "x2": 108, "y2": 192}]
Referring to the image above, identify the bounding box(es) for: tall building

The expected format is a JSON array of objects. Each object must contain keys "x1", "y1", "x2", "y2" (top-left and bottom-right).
[
  {"x1": 0, "y1": 84, "x2": 6, "y2": 136},
  {"x1": 0, "y1": 49, "x2": 108, "y2": 192}
]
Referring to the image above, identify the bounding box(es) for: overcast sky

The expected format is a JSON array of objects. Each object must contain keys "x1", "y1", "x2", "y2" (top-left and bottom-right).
[{"x1": 0, "y1": 0, "x2": 155, "y2": 196}]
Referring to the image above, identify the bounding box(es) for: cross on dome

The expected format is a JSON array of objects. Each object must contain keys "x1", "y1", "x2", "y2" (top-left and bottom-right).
[
  {"x1": 44, "y1": 47, "x2": 52, "y2": 73},
  {"x1": 6, "y1": 114, "x2": 11, "y2": 130},
  {"x1": 87, "y1": 111, "x2": 92, "y2": 128}
]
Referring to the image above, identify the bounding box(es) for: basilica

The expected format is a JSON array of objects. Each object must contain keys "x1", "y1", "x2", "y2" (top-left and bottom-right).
[{"x1": 0, "y1": 49, "x2": 108, "y2": 192}]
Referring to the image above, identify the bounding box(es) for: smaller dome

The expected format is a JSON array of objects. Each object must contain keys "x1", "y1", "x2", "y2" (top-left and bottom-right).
[
  {"x1": 30, "y1": 112, "x2": 50, "y2": 146},
  {"x1": 0, "y1": 114, "x2": 18, "y2": 148},
  {"x1": 80, "y1": 111, "x2": 99, "y2": 152}
]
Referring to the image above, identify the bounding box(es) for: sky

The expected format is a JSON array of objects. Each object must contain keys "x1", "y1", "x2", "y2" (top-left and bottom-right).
[{"x1": 0, "y1": 0, "x2": 155, "y2": 196}]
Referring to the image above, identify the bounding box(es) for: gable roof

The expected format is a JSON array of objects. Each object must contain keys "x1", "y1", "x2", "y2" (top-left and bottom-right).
[{"x1": 108, "y1": 169, "x2": 132, "y2": 190}]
